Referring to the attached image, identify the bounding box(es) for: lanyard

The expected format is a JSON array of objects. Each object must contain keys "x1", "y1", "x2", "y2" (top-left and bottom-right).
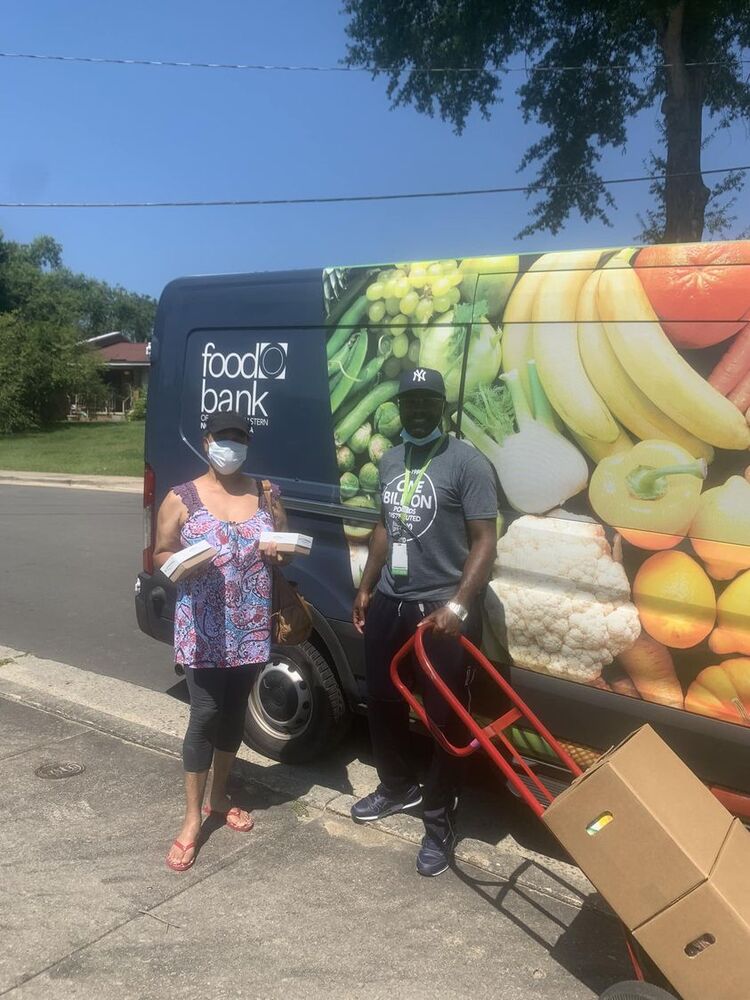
[{"x1": 400, "y1": 437, "x2": 442, "y2": 521}]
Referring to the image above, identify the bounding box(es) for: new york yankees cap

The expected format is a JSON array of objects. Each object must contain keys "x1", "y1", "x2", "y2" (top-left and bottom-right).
[{"x1": 397, "y1": 367, "x2": 446, "y2": 398}]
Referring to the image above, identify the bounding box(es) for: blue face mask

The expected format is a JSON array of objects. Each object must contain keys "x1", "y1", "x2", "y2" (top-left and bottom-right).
[{"x1": 400, "y1": 426, "x2": 443, "y2": 447}]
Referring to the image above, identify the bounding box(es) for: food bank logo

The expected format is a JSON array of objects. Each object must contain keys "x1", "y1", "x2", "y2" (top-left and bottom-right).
[{"x1": 200, "y1": 341, "x2": 288, "y2": 428}]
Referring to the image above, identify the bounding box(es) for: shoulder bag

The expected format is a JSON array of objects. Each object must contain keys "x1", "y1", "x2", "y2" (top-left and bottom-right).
[{"x1": 261, "y1": 480, "x2": 313, "y2": 646}]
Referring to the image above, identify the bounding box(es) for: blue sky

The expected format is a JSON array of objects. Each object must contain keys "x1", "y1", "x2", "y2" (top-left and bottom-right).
[{"x1": 3, "y1": 1, "x2": 749, "y2": 298}]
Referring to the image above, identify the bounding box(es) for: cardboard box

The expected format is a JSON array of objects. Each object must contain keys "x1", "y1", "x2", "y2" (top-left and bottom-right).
[
  {"x1": 160, "y1": 541, "x2": 218, "y2": 582},
  {"x1": 634, "y1": 819, "x2": 750, "y2": 1000},
  {"x1": 259, "y1": 531, "x2": 313, "y2": 556},
  {"x1": 542, "y1": 725, "x2": 733, "y2": 930}
]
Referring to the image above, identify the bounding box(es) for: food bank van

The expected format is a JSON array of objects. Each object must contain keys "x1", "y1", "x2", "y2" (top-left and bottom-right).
[{"x1": 135, "y1": 242, "x2": 750, "y2": 815}]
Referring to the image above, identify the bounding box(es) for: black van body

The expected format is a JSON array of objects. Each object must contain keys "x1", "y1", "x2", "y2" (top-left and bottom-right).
[{"x1": 135, "y1": 267, "x2": 750, "y2": 805}]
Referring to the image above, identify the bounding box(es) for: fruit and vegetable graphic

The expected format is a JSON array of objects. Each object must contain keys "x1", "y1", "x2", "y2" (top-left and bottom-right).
[
  {"x1": 633, "y1": 551, "x2": 716, "y2": 649},
  {"x1": 324, "y1": 240, "x2": 750, "y2": 729},
  {"x1": 685, "y1": 659, "x2": 750, "y2": 725},
  {"x1": 688, "y1": 476, "x2": 750, "y2": 580},
  {"x1": 589, "y1": 440, "x2": 707, "y2": 550}
]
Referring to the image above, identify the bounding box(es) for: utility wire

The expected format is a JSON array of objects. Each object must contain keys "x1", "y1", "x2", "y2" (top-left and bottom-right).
[
  {"x1": 1, "y1": 165, "x2": 747, "y2": 209},
  {"x1": 0, "y1": 50, "x2": 749, "y2": 75}
]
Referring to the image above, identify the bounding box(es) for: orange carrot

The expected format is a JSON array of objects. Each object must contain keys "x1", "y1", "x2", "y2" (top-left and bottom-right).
[
  {"x1": 728, "y1": 368, "x2": 750, "y2": 412},
  {"x1": 617, "y1": 633, "x2": 684, "y2": 709},
  {"x1": 708, "y1": 321, "x2": 750, "y2": 395},
  {"x1": 609, "y1": 674, "x2": 642, "y2": 699}
]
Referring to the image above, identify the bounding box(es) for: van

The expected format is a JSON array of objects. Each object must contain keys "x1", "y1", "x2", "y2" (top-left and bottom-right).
[{"x1": 135, "y1": 241, "x2": 750, "y2": 815}]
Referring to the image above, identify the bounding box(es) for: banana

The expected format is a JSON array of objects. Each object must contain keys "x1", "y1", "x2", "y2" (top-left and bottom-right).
[
  {"x1": 502, "y1": 251, "x2": 589, "y2": 405},
  {"x1": 570, "y1": 423, "x2": 634, "y2": 462},
  {"x1": 598, "y1": 251, "x2": 750, "y2": 451},
  {"x1": 532, "y1": 249, "x2": 619, "y2": 442},
  {"x1": 578, "y1": 270, "x2": 715, "y2": 462},
  {"x1": 502, "y1": 255, "x2": 561, "y2": 403}
]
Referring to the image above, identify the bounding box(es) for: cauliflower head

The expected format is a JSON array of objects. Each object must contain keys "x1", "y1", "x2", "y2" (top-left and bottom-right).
[{"x1": 486, "y1": 515, "x2": 640, "y2": 683}]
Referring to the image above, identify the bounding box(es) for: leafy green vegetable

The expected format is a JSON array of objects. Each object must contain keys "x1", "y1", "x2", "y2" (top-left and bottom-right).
[{"x1": 463, "y1": 382, "x2": 516, "y2": 444}]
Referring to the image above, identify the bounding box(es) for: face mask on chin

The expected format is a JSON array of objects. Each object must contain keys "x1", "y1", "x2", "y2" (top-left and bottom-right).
[
  {"x1": 207, "y1": 440, "x2": 247, "y2": 475},
  {"x1": 400, "y1": 425, "x2": 443, "y2": 447}
]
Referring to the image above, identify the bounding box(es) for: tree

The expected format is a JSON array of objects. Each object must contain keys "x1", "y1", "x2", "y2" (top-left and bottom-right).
[
  {"x1": 0, "y1": 231, "x2": 156, "y2": 431},
  {"x1": 343, "y1": 0, "x2": 750, "y2": 242},
  {"x1": 0, "y1": 233, "x2": 157, "y2": 341}
]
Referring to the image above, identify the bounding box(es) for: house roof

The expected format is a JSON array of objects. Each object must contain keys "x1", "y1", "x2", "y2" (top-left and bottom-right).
[
  {"x1": 86, "y1": 331, "x2": 128, "y2": 348},
  {"x1": 96, "y1": 342, "x2": 150, "y2": 366}
]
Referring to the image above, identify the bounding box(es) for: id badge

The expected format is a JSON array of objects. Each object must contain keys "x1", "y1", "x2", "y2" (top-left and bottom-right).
[{"x1": 391, "y1": 541, "x2": 409, "y2": 577}]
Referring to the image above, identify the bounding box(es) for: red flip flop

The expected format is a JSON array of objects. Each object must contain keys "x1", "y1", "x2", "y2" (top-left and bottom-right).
[
  {"x1": 202, "y1": 805, "x2": 254, "y2": 832},
  {"x1": 166, "y1": 839, "x2": 196, "y2": 872}
]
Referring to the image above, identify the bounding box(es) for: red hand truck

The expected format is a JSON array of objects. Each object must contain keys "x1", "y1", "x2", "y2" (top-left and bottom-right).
[{"x1": 390, "y1": 624, "x2": 676, "y2": 1000}]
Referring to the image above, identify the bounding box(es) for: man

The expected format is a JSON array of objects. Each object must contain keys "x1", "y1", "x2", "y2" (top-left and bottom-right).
[{"x1": 351, "y1": 367, "x2": 498, "y2": 877}]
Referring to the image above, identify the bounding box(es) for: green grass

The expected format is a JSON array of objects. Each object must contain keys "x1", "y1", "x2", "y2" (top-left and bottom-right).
[{"x1": 0, "y1": 421, "x2": 145, "y2": 476}]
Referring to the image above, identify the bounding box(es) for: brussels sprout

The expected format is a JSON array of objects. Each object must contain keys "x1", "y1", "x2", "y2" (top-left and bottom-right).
[
  {"x1": 359, "y1": 462, "x2": 380, "y2": 494},
  {"x1": 375, "y1": 401, "x2": 402, "y2": 438},
  {"x1": 368, "y1": 433, "x2": 392, "y2": 465},
  {"x1": 340, "y1": 471, "x2": 360, "y2": 500},
  {"x1": 349, "y1": 421, "x2": 372, "y2": 454},
  {"x1": 343, "y1": 493, "x2": 378, "y2": 541},
  {"x1": 337, "y1": 445, "x2": 355, "y2": 473},
  {"x1": 344, "y1": 493, "x2": 377, "y2": 512}
]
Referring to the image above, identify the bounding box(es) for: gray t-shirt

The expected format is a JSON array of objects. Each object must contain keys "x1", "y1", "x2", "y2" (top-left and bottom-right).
[{"x1": 377, "y1": 436, "x2": 498, "y2": 601}]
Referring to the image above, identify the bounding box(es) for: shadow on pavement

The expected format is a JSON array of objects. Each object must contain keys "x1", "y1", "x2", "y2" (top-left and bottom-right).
[{"x1": 452, "y1": 860, "x2": 632, "y2": 994}]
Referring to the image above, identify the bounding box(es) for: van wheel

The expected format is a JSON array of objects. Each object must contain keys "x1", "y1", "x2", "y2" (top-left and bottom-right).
[
  {"x1": 599, "y1": 983, "x2": 676, "y2": 999},
  {"x1": 243, "y1": 641, "x2": 349, "y2": 763}
]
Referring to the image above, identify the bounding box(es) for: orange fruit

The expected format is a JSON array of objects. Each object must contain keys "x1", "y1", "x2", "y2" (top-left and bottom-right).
[
  {"x1": 633, "y1": 551, "x2": 716, "y2": 649},
  {"x1": 619, "y1": 528, "x2": 683, "y2": 551}
]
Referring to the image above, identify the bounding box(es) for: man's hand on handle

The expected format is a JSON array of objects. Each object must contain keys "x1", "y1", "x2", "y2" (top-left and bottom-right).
[
  {"x1": 418, "y1": 605, "x2": 461, "y2": 638},
  {"x1": 353, "y1": 588, "x2": 371, "y2": 634}
]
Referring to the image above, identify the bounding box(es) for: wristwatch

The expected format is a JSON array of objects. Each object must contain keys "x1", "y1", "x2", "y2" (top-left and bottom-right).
[{"x1": 446, "y1": 601, "x2": 469, "y2": 622}]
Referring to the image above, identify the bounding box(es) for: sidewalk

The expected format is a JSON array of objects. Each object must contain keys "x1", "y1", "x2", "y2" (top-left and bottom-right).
[
  {"x1": 0, "y1": 655, "x2": 632, "y2": 999},
  {"x1": 0, "y1": 470, "x2": 141, "y2": 493}
]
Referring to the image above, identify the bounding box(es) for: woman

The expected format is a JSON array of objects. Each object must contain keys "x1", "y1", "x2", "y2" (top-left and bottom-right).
[{"x1": 153, "y1": 410, "x2": 289, "y2": 872}]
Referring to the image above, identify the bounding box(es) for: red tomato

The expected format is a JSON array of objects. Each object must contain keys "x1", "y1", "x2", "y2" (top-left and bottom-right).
[{"x1": 635, "y1": 242, "x2": 750, "y2": 348}]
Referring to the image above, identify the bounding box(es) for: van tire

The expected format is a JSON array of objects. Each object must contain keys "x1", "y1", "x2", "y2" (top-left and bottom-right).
[
  {"x1": 243, "y1": 640, "x2": 349, "y2": 763},
  {"x1": 599, "y1": 983, "x2": 676, "y2": 999}
]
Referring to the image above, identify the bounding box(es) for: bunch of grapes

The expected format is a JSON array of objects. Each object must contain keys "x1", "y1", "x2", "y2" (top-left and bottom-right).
[{"x1": 364, "y1": 259, "x2": 464, "y2": 376}]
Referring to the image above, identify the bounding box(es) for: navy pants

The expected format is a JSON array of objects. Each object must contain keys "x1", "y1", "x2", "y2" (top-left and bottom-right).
[
  {"x1": 363, "y1": 590, "x2": 481, "y2": 840},
  {"x1": 183, "y1": 665, "x2": 257, "y2": 772}
]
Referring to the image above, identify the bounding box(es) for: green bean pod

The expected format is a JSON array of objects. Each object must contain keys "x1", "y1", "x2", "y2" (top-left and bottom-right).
[
  {"x1": 334, "y1": 380, "x2": 400, "y2": 446},
  {"x1": 327, "y1": 335, "x2": 356, "y2": 378},
  {"x1": 326, "y1": 295, "x2": 369, "y2": 360},
  {"x1": 330, "y1": 329, "x2": 369, "y2": 414}
]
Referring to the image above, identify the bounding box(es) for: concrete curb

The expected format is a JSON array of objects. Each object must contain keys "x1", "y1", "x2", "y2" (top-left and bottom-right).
[
  {"x1": 0, "y1": 470, "x2": 142, "y2": 493},
  {"x1": 0, "y1": 645, "x2": 608, "y2": 916}
]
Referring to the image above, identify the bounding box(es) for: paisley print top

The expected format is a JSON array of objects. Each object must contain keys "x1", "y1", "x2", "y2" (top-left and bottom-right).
[{"x1": 171, "y1": 479, "x2": 279, "y2": 668}]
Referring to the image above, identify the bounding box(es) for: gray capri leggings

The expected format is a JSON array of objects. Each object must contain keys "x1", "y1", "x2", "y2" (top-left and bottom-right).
[{"x1": 183, "y1": 665, "x2": 258, "y2": 772}]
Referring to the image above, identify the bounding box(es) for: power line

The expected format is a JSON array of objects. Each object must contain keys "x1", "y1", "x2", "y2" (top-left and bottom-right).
[
  {"x1": 1, "y1": 165, "x2": 747, "y2": 210},
  {"x1": 0, "y1": 50, "x2": 749, "y2": 75}
]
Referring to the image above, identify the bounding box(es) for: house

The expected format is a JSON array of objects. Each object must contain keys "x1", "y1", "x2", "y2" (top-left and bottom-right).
[{"x1": 71, "y1": 332, "x2": 150, "y2": 420}]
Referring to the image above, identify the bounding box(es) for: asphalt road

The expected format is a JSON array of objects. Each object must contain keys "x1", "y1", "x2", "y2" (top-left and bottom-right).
[{"x1": 0, "y1": 485, "x2": 175, "y2": 691}]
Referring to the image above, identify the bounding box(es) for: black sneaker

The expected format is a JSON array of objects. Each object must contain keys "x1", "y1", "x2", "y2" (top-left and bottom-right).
[
  {"x1": 350, "y1": 784, "x2": 422, "y2": 824},
  {"x1": 416, "y1": 831, "x2": 456, "y2": 877}
]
